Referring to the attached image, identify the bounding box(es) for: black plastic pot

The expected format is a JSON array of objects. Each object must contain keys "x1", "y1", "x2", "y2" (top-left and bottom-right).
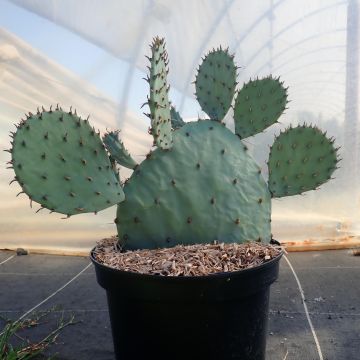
[{"x1": 91, "y1": 249, "x2": 282, "y2": 360}]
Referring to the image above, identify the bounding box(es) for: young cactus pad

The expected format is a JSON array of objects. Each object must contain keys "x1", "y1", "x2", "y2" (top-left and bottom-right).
[
  {"x1": 170, "y1": 106, "x2": 185, "y2": 129},
  {"x1": 234, "y1": 76, "x2": 288, "y2": 139},
  {"x1": 102, "y1": 131, "x2": 137, "y2": 170},
  {"x1": 146, "y1": 37, "x2": 173, "y2": 150},
  {"x1": 8, "y1": 37, "x2": 340, "y2": 250},
  {"x1": 195, "y1": 47, "x2": 237, "y2": 121}
]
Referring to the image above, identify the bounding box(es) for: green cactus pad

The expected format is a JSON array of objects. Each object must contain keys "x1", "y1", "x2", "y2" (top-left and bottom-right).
[
  {"x1": 103, "y1": 131, "x2": 137, "y2": 169},
  {"x1": 195, "y1": 48, "x2": 237, "y2": 121},
  {"x1": 170, "y1": 106, "x2": 185, "y2": 129},
  {"x1": 11, "y1": 109, "x2": 125, "y2": 215},
  {"x1": 234, "y1": 76, "x2": 288, "y2": 139},
  {"x1": 116, "y1": 120, "x2": 271, "y2": 250},
  {"x1": 147, "y1": 37, "x2": 173, "y2": 150},
  {"x1": 268, "y1": 125, "x2": 339, "y2": 197}
]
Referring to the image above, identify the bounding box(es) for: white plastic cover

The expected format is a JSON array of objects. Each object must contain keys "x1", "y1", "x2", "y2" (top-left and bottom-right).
[{"x1": 0, "y1": 0, "x2": 359, "y2": 253}]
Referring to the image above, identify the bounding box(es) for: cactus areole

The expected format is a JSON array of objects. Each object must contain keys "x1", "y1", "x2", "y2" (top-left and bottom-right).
[{"x1": 9, "y1": 37, "x2": 339, "y2": 251}]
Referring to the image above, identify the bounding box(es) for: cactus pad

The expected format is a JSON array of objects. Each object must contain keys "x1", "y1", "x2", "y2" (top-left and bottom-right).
[
  {"x1": 268, "y1": 125, "x2": 339, "y2": 197},
  {"x1": 11, "y1": 109, "x2": 125, "y2": 215},
  {"x1": 195, "y1": 48, "x2": 237, "y2": 121},
  {"x1": 234, "y1": 77, "x2": 288, "y2": 139},
  {"x1": 147, "y1": 37, "x2": 173, "y2": 149},
  {"x1": 116, "y1": 120, "x2": 271, "y2": 250},
  {"x1": 103, "y1": 131, "x2": 137, "y2": 169}
]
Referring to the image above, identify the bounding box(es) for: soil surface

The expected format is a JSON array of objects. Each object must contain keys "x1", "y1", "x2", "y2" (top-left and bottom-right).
[{"x1": 93, "y1": 237, "x2": 282, "y2": 276}]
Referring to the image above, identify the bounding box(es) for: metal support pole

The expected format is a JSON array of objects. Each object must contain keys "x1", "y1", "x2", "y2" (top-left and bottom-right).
[
  {"x1": 268, "y1": 0, "x2": 275, "y2": 73},
  {"x1": 344, "y1": 0, "x2": 359, "y2": 183}
]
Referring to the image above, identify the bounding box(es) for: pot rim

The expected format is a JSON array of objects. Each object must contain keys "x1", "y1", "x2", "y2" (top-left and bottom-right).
[{"x1": 90, "y1": 245, "x2": 283, "y2": 282}]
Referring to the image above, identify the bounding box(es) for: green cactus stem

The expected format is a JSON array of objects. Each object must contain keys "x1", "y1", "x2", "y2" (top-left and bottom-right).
[
  {"x1": 234, "y1": 76, "x2": 288, "y2": 139},
  {"x1": 10, "y1": 108, "x2": 125, "y2": 215},
  {"x1": 103, "y1": 131, "x2": 137, "y2": 169},
  {"x1": 146, "y1": 37, "x2": 173, "y2": 150},
  {"x1": 268, "y1": 125, "x2": 339, "y2": 197},
  {"x1": 195, "y1": 47, "x2": 237, "y2": 121}
]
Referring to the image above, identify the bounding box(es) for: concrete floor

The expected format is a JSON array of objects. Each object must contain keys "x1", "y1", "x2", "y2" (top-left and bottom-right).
[{"x1": 0, "y1": 249, "x2": 359, "y2": 360}]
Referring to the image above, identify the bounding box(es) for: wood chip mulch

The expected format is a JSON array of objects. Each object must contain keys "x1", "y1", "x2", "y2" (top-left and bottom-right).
[{"x1": 93, "y1": 237, "x2": 282, "y2": 277}]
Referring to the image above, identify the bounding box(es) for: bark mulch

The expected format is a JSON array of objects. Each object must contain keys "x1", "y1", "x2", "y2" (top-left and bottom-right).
[{"x1": 93, "y1": 237, "x2": 282, "y2": 276}]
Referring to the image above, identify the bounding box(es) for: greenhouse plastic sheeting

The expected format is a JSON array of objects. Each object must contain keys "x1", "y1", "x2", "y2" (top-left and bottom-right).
[{"x1": 0, "y1": 0, "x2": 359, "y2": 253}]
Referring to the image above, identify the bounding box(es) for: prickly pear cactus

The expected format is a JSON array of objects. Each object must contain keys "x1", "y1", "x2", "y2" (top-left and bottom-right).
[{"x1": 7, "y1": 37, "x2": 340, "y2": 251}]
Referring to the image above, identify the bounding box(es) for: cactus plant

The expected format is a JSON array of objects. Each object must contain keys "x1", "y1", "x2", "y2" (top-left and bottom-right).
[{"x1": 8, "y1": 36, "x2": 339, "y2": 251}]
